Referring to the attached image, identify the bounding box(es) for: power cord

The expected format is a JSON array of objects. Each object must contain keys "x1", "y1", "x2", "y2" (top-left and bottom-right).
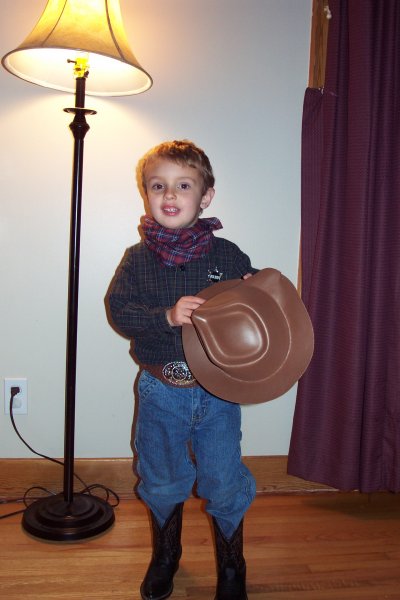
[{"x1": 0, "y1": 386, "x2": 119, "y2": 520}]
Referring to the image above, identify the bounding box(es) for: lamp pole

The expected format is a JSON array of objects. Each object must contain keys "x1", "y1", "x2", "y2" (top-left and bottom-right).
[
  {"x1": 63, "y1": 60, "x2": 95, "y2": 505},
  {"x1": 21, "y1": 61, "x2": 115, "y2": 541}
]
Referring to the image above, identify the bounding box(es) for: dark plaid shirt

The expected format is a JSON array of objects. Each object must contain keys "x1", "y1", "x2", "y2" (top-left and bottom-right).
[{"x1": 107, "y1": 236, "x2": 257, "y2": 365}]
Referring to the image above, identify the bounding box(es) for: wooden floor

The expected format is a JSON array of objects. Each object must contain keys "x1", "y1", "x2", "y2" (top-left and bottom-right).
[{"x1": 1, "y1": 493, "x2": 400, "y2": 599}]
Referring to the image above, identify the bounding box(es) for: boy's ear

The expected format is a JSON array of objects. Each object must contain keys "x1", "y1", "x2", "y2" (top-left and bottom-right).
[{"x1": 200, "y1": 187, "x2": 215, "y2": 209}]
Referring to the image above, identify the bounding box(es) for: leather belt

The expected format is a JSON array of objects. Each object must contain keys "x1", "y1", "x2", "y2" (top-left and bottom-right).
[{"x1": 144, "y1": 361, "x2": 198, "y2": 387}]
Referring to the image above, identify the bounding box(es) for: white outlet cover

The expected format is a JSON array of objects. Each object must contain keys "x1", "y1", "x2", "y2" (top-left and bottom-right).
[{"x1": 4, "y1": 378, "x2": 28, "y2": 415}]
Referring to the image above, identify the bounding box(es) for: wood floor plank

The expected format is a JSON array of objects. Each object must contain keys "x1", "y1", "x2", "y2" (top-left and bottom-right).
[{"x1": 1, "y1": 493, "x2": 400, "y2": 599}]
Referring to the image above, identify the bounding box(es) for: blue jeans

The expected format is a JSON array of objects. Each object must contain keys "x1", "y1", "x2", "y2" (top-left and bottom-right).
[{"x1": 134, "y1": 370, "x2": 256, "y2": 539}]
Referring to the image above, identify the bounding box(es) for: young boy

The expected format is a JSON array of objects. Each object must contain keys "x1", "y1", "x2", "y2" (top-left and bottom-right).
[{"x1": 107, "y1": 140, "x2": 257, "y2": 600}]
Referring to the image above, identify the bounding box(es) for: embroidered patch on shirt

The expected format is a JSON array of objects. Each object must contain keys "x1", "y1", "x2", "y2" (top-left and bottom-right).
[{"x1": 208, "y1": 267, "x2": 223, "y2": 283}]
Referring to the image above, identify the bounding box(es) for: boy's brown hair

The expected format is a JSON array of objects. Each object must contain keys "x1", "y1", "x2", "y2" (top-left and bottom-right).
[{"x1": 138, "y1": 140, "x2": 215, "y2": 196}]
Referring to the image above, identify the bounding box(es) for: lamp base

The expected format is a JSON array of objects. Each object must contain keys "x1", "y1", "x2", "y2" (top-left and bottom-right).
[{"x1": 22, "y1": 493, "x2": 115, "y2": 542}]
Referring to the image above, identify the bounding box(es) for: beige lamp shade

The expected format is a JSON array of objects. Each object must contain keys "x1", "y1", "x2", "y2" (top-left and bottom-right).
[{"x1": 1, "y1": 0, "x2": 152, "y2": 96}]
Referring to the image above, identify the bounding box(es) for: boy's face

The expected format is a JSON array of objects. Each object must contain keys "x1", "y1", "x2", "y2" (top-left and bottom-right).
[{"x1": 144, "y1": 158, "x2": 214, "y2": 229}]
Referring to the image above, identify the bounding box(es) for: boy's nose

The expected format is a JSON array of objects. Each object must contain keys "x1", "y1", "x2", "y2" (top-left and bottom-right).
[{"x1": 164, "y1": 187, "x2": 176, "y2": 199}]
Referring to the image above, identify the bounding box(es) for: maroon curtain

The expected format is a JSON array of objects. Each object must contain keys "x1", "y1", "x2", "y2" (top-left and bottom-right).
[{"x1": 288, "y1": 0, "x2": 400, "y2": 492}]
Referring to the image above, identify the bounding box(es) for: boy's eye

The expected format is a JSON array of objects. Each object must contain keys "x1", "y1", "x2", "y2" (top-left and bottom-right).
[
  {"x1": 151, "y1": 183, "x2": 164, "y2": 191},
  {"x1": 179, "y1": 182, "x2": 191, "y2": 190}
]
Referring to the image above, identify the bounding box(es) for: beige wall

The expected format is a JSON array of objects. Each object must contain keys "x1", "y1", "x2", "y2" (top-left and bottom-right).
[{"x1": 0, "y1": 0, "x2": 311, "y2": 458}]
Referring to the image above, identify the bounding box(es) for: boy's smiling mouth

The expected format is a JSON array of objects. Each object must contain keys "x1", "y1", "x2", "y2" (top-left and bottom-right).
[{"x1": 163, "y1": 206, "x2": 179, "y2": 215}]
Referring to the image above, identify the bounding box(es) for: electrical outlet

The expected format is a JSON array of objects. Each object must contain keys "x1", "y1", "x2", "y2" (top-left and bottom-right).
[{"x1": 4, "y1": 378, "x2": 28, "y2": 415}]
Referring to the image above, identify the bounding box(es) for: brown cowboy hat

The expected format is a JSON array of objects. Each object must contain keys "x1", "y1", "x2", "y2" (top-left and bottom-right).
[{"x1": 182, "y1": 268, "x2": 314, "y2": 404}]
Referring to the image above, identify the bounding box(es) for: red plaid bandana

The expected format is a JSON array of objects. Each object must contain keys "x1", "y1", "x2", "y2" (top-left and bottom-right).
[{"x1": 141, "y1": 216, "x2": 223, "y2": 267}]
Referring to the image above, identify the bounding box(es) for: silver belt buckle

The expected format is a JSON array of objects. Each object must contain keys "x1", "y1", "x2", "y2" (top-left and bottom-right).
[{"x1": 162, "y1": 361, "x2": 196, "y2": 386}]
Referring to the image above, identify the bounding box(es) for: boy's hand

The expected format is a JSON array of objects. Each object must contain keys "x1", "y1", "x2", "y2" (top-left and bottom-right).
[{"x1": 166, "y1": 296, "x2": 206, "y2": 326}]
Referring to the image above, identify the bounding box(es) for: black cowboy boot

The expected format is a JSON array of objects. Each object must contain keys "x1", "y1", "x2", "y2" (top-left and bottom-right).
[
  {"x1": 212, "y1": 517, "x2": 248, "y2": 600},
  {"x1": 140, "y1": 502, "x2": 183, "y2": 600}
]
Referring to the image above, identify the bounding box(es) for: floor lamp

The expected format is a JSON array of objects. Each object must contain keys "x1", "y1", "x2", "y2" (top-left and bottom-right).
[{"x1": 1, "y1": 0, "x2": 152, "y2": 542}]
